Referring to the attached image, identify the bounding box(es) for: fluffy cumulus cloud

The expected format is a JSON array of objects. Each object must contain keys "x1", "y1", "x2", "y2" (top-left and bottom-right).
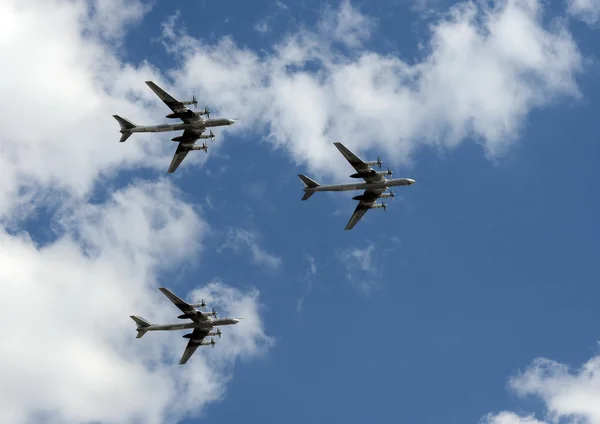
[
  {"x1": 0, "y1": 0, "x2": 272, "y2": 422},
  {"x1": 0, "y1": 0, "x2": 592, "y2": 422},
  {"x1": 567, "y1": 0, "x2": 600, "y2": 26},
  {"x1": 0, "y1": 181, "x2": 272, "y2": 424},
  {"x1": 484, "y1": 354, "x2": 600, "y2": 424},
  {"x1": 0, "y1": 0, "x2": 211, "y2": 218},
  {"x1": 162, "y1": 0, "x2": 582, "y2": 181}
]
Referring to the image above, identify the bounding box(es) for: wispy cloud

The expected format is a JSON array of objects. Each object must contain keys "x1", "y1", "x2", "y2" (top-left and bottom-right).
[
  {"x1": 219, "y1": 227, "x2": 282, "y2": 271},
  {"x1": 339, "y1": 244, "x2": 379, "y2": 295},
  {"x1": 297, "y1": 253, "x2": 317, "y2": 312}
]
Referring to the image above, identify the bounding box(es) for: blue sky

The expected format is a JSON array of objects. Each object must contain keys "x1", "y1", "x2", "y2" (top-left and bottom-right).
[{"x1": 1, "y1": 0, "x2": 600, "y2": 423}]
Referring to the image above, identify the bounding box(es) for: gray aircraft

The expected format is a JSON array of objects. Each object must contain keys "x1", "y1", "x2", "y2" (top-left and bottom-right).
[
  {"x1": 113, "y1": 81, "x2": 236, "y2": 173},
  {"x1": 131, "y1": 287, "x2": 241, "y2": 365},
  {"x1": 298, "y1": 142, "x2": 415, "y2": 230}
]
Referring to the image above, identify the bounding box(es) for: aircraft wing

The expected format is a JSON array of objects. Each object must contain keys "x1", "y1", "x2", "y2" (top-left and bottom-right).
[
  {"x1": 345, "y1": 188, "x2": 385, "y2": 230},
  {"x1": 167, "y1": 129, "x2": 205, "y2": 173},
  {"x1": 158, "y1": 287, "x2": 209, "y2": 323},
  {"x1": 179, "y1": 327, "x2": 210, "y2": 365},
  {"x1": 334, "y1": 142, "x2": 384, "y2": 183},
  {"x1": 145, "y1": 81, "x2": 201, "y2": 124},
  {"x1": 167, "y1": 144, "x2": 191, "y2": 174}
]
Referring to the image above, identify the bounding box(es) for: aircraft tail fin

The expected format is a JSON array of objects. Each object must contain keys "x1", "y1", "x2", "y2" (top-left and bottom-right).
[
  {"x1": 298, "y1": 174, "x2": 320, "y2": 201},
  {"x1": 130, "y1": 315, "x2": 151, "y2": 338},
  {"x1": 113, "y1": 115, "x2": 136, "y2": 142}
]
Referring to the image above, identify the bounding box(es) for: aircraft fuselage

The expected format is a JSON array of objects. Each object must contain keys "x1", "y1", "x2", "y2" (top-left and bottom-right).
[
  {"x1": 130, "y1": 118, "x2": 235, "y2": 133},
  {"x1": 144, "y1": 317, "x2": 240, "y2": 332},
  {"x1": 309, "y1": 178, "x2": 415, "y2": 193}
]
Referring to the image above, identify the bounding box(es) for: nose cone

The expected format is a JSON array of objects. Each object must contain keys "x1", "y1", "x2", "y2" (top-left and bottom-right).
[
  {"x1": 407, "y1": 178, "x2": 416, "y2": 185},
  {"x1": 232, "y1": 318, "x2": 241, "y2": 324},
  {"x1": 227, "y1": 119, "x2": 236, "y2": 125}
]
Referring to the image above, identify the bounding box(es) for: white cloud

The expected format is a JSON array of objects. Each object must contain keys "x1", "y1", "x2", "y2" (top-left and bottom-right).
[
  {"x1": 0, "y1": 182, "x2": 272, "y2": 424},
  {"x1": 0, "y1": 1, "x2": 272, "y2": 422},
  {"x1": 161, "y1": 0, "x2": 582, "y2": 182},
  {"x1": 482, "y1": 412, "x2": 546, "y2": 424},
  {"x1": 0, "y1": 0, "x2": 206, "y2": 219},
  {"x1": 567, "y1": 0, "x2": 600, "y2": 26},
  {"x1": 254, "y1": 20, "x2": 270, "y2": 34},
  {"x1": 319, "y1": 0, "x2": 376, "y2": 48},
  {"x1": 484, "y1": 353, "x2": 600, "y2": 424},
  {"x1": 339, "y1": 244, "x2": 379, "y2": 294},
  {"x1": 219, "y1": 227, "x2": 282, "y2": 271},
  {"x1": 297, "y1": 253, "x2": 317, "y2": 312}
]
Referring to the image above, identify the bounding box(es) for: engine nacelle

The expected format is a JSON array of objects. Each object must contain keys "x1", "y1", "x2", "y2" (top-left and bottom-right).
[
  {"x1": 190, "y1": 301, "x2": 207, "y2": 309},
  {"x1": 166, "y1": 110, "x2": 195, "y2": 119},
  {"x1": 379, "y1": 192, "x2": 395, "y2": 198},
  {"x1": 376, "y1": 170, "x2": 393, "y2": 177},
  {"x1": 171, "y1": 135, "x2": 196, "y2": 143},
  {"x1": 349, "y1": 170, "x2": 376, "y2": 179},
  {"x1": 208, "y1": 329, "x2": 222, "y2": 338},
  {"x1": 184, "y1": 145, "x2": 208, "y2": 151},
  {"x1": 365, "y1": 157, "x2": 383, "y2": 168},
  {"x1": 370, "y1": 202, "x2": 387, "y2": 210},
  {"x1": 353, "y1": 194, "x2": 376, "y2": 201}
]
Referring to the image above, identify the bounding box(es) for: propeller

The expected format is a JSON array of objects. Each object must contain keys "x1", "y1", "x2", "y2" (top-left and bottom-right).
[
  {"x1": 192, "y1": 95, "x2": 198, "y2": 109},
  {"x1": 376, "y1": 156, "x2": 383, "y2": 169},
  {"x1": 210, "y1": 337, "x2": 216, "y2": 347},
  {"x1": 388, "y1": 190, "x2": 395, "y2": 199},
  {"x1": 211, "y1": 308, "x2": 218, "y2": 318},
  {"x1": 216, "y1": 328, "x2": 222, "y2": 339},
  {"x1": 382, "y1": 202, "x2": 388, "y2": 211},
  {"x1": 203, "y1": 105, "x2": 211, "y2": 118},
  {"x1": 386, "y1": 167, "x2": 393, "y2": 177},
  {"x1": 209, "y1": 130, "x2": 215, "y2": 141}
]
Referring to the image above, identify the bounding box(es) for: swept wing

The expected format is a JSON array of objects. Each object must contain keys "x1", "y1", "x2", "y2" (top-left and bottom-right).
[
  {"x1": 334, "y1": 142, "x2": 388, "y2": 230},
  {"x1": 167, "y1": 128, "x2": 207, "y2": 173},
  {"x1": 145, "y1": 81, "x2": 202, "y2": 125},
  {"x1": 158, "y1": 287, "x2": 210, "y2": 323},
  {"x1": 179, "y1": 327, "x2": 210, "y2": 365},
  {"x1": 345, "y1": 189, "x2": 386, "y2": 230},
  {"x1": 333, "y1": 142, "x2": 385, "y2": 183}
]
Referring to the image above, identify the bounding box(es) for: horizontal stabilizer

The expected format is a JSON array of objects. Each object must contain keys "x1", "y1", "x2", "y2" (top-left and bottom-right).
[
  {"x1": 298, "y1": 174, "x2": 320, "y2": 188},
  {"x1": 119, "y1": 132, "x2": 133, "y2": 143},
  {"x1": 130, "y1": 315, "x2": 151, "y2": 327},
  {"x1": 301, "y1": 191, "x2": 315, "y2": 201},
  {"x1": 131, "y1": 316, "x2": 151, "y2": 338},
  {"x1": 113, "y1": 115, "x2": 136, "y2": 143},
  {"x1": 113, "y1": 115, "x2": 136, "y2": 130}
]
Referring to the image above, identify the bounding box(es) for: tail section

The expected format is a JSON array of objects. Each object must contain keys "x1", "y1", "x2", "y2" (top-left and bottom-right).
[
  {"x1": 298, "y1": 174, "x2": 320, "y2": 201},
  {"x1": 113, "y1": 115, "x2": 137, "y2": 143},
  {"x1": 130, "y1": 315, "x2": 151, "y2": 339}
]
